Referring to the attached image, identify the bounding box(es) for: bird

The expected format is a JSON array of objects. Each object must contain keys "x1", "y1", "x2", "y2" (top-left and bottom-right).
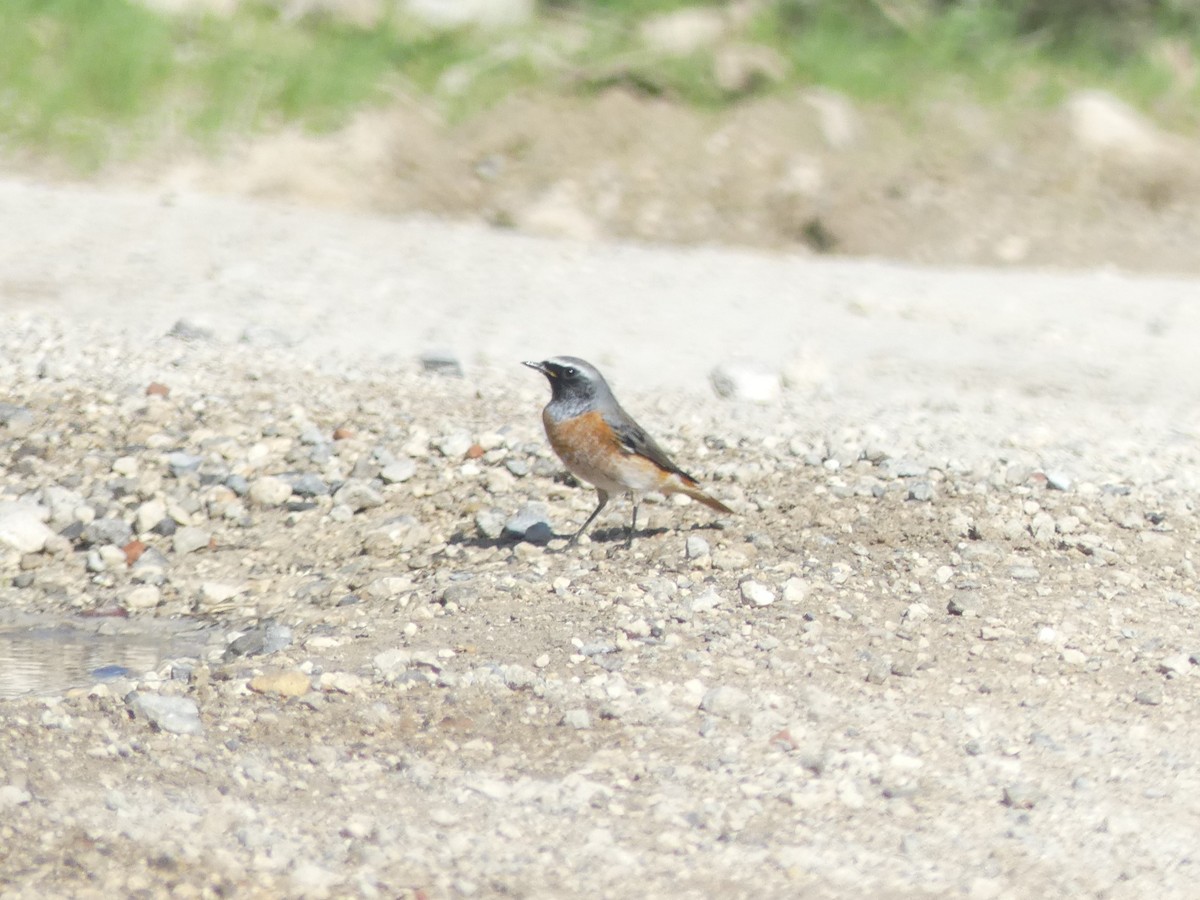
[{"x1": 524, "y1": 356, "x2": 732, "y2": 547}]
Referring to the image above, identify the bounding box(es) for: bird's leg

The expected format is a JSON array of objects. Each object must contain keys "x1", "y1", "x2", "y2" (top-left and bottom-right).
[
  {"x1": 569, "y1": 489, "x2": 609, "y2": 545},
  {"x1": 626, "y1": 497, "x2": 639, "y2": 548}
]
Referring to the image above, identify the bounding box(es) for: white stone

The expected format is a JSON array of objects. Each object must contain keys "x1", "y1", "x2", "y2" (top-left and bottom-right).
[
  {"x1": 123, "y1": 585, "x2": 162, "y2": 610},
  {"x1": 639, "y1": 7, "x2": 727, "y2": 56},
  {"x1": 320, "y1": 671, "x2": 367, "y2": 694},
  {"x1": 0, "y1": 502, "x2": 53, "y2": 554},
  {"x1": 740, "y1": 580, "x2": 776, "y2": 607},
  {"x1": 248, "y1": 476, "x2": 293, "y2": 507},
  {"x1": 782, "y1": 577, "x2": 807, "y2": 604},
  {"x1": 1065, "y1": 89, "x2": 1173, "y2": 160},
  {"x1": 135, "y1": 499, "x2": 168, "y2": 534}
]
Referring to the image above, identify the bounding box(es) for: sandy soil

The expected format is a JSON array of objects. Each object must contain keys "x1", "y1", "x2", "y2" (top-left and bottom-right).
[{"x1": 1, "y1": 173, "x2": 1199, "y2": 898}]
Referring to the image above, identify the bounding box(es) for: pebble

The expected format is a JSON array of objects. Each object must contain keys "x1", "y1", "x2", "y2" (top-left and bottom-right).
[
  {"x1": 947, "y1": 595, "x2": 980, "y2": 617},
  {"x1": 1061, "y1": 648, "x2": 1088, "y2": 666},
  {"x1": 333, "y1": 479, "x2": 385, "y2": 512},
  {"x1": 0, "y1": 502, "x2": 53, "y2": 553},
  {"x1": 782, "y1": 578, "x2": 807, "y2": 603},
  {"x1": 167, "y1": 451, "x2": 203, "y2": 476},
  {"x1": 434, "y1": 431, "x2": 474, "y2": 458},
  {"x1": 1159, "y1": 653, "x2": 1192, "y2": 676},
  {"x1": 1044, "y1": 470, "x2": 1073, "y2": 491},
  {"x1": 380, "y1": 459, "x2": 417, "y2": 484},
  {"x1": 685, "y1": 535, "x2": 710, "y2": 559},
  {"x1": 225, "y1": 622, "x2": 293, "y2": 659},
  {"x1": 125, "y1": 692, "x2": 203, "y2": 735},
  {"x1": 82, "y1": 517, "x2": 133, "y2": 548},
  {"x1": 248, "y1": 476, "x2": 294, "y2": 507},
  {"x1": 699, "y1": 685, "x2": 752, "y2": 720},
  {"x1": 134, "y1": 499, "x2": 168, "y2": 534},
  {"x1": 289, "y1": 473, "x2": 330, "y2": 497},
  {"x1": 562, "y1": 709, "x2": 592, "y2": 729},
  {"x1": 363, "y1": 517, "x2": 429, "y2": 554},
  {"x1": 908, "y1": 482, "x2": 934, "y2": 502},
  {"x1": 319, "y1": 672, "x2": 366, "y2": 694},
  {"x1": 420, "y1": 351, "x2": 463, "y2": 377},
  {"x1": 198, "y1": 581, "x2": 245, "y2": 610},
  {"x1": 0, "y1": 785, "x2": 33, "y2": 809},
  {"x1": 174, "y1": 526, "x2": 212, "y2": 555},
  {"x1": 249, "y1": 670, "x2": 312, "y2": 697},
  {"x1": 1002, "y1": 783, "x2": 1038, "y2": 809},
  {"x1": 686, "y1": 588, "x2": 722, "y2": 615},
  {"x1": 739, "y1": 579, "x2": 776, "y2": 607},
  {"x1": 122, "y1": 584, "x2": 161, "y2": 610},
  {"x1": 475, "y1": 510, "x2": 506, "y2": 540},
  {"x1": 505, "y1": 503, "x2": 554, "y2": 544},
  {"x1": 0, "y1": 403, "x2": 35, "y2": 435}
]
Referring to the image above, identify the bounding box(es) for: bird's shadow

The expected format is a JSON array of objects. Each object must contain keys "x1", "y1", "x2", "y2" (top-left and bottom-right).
[{"x1": 448, "y1": 519, "x2": 724, "y2": 552}]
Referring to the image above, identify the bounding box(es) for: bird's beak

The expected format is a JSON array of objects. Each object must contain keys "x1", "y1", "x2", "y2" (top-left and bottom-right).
[{"x1": 523, "y1": 360, "x2": 552, "y2": 377}]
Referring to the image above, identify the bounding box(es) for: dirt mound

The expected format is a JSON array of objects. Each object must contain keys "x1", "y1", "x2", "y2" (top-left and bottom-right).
[{"x1": 147, "y1": 87, "x2": 1200, "y2": 272}]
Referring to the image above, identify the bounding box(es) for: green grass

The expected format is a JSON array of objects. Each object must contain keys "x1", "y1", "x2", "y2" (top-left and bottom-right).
[
  {"x1": 0, "y1": 0, "x2": 1197, "y2": 170},
  {"x1": 0, "y1": 0, "x2": 538, "y2": 167}
]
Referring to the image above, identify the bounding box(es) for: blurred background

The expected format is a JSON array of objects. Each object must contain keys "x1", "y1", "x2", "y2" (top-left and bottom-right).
[{"x1": 3, "y1": 0, "x2": 1200, "y2": 271}]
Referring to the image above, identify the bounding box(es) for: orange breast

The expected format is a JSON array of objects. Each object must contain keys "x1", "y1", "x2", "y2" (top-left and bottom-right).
[{"x1": 544, "y1": 409, "x2": 667, "y2": 494}]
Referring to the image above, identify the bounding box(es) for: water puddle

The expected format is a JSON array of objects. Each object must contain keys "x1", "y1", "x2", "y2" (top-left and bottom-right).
[{"x1": 0, "y1": 619, "x2": 215, "y2": 700}]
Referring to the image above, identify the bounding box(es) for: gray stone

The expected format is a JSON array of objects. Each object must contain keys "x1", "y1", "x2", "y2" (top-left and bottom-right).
[
  {"x1": 363, "y1": 516, "x2": 430, "y2": 554},
  {"x1": 131, "y1": 547, "x2": 169, "y2": 584},
  {"x1": 882, "y1": 458, "x2": 928, "y2": 479},
  {"x1": 420, "y1": 351, "x2": 463, "y2": 377},
  {"x1": 125, "y1": 692, "x2": 203, "y2": 735},
  {"x1": 505, "y1": 503, "x2": 553, "y2": 543},
  {"x1": 166, "y1": 451, "x2": 203, "y2": 476},
  {"x1": 288, "y1": 473, "x2": 330, "y2": 497},
  {"x1": 333, "y1": 479, "x2": 384, "y2": 512},
  {"x1": 166, "y1": 318, "x2": 215, "y2": 342},
  {"x1": 0, "y1": 404, "x2": 35, "y2": 436},
  {"x1": 82, "y1": 517, "x2": 133, "y2": 548},
  {"x1": 907, "y1": 482, "x2": 934, "y2": 502},
  {"x1": 685, "y1": 535, "x2": 710, "y2": 559}
]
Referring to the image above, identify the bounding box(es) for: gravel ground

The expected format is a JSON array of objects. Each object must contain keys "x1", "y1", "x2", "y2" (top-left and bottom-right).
[{"x1": 2, "y1": 176, "x2": 1200, "y2": 898}]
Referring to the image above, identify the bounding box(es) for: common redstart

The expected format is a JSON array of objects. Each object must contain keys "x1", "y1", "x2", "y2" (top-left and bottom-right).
[{"x1": 524, "y1": 356, "x2": 733, "y2": 546}]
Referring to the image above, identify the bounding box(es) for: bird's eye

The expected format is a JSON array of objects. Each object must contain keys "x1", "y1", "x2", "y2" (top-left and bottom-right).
[{"x1": 563, "y1": 366, "x2": 577, "y2": 377}]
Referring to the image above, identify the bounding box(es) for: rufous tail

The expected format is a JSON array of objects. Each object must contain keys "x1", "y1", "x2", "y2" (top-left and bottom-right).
[{"x1": 680, "y1": 482, "x2": 733, "y2": 515}]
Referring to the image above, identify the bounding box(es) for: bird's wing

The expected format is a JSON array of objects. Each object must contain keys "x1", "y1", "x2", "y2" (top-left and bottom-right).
[{"x1": 606, "y1": 410, "x2": 698, "y2": 484}]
